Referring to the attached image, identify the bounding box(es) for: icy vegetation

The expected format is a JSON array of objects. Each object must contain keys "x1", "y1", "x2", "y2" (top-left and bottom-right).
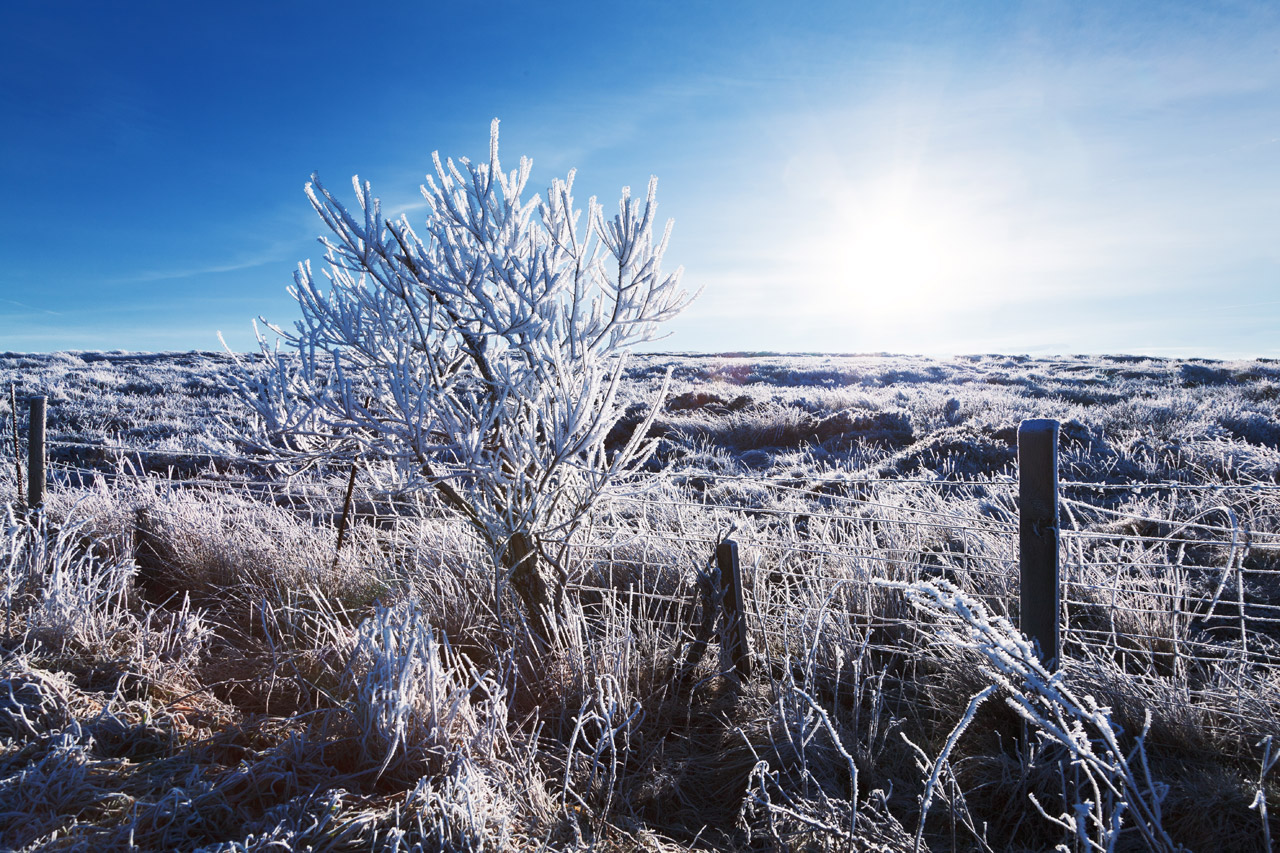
[
  {"x1": 234, "y1": 120, "x2": 692, "y2": 642},
  {"x1": 8, "y1": 349, "x2": 1280, "y2": 486},
  {"x1": 2, "y1": 349, "x2": 1280, "y2": 850}
]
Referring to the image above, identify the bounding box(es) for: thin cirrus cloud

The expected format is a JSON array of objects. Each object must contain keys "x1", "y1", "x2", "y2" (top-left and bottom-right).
[
  {"x1": 115, "y1": 253, "x2": 291, "y2": 285},
  {"x1": 0, "y1": 299, "x2": 62, "y2": 317}
]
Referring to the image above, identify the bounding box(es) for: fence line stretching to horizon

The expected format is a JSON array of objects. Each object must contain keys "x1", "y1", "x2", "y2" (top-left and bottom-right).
[{"x1": 7, "y1": 395, "x2": 1280, "y2": 740}]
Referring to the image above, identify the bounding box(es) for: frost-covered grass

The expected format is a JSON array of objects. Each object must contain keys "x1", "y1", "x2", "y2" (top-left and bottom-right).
[
  {"x1": 6, "y1": 349, "x2": 1280, "y2": 486},
  {"x1": 1, "y1": 351, "x2": 1279, "y2": 850}
]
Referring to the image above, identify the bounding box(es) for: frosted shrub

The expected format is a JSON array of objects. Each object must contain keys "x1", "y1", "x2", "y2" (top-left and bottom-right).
[
  {"x1": 234, "y1": 120, "x2": 693, "y2": 641},
  {"x1": 375, "y1": 768, "x2": 511, "y2": 852}
]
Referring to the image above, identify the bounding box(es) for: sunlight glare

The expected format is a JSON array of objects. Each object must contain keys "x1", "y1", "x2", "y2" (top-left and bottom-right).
[{"x1": 812, "y1": 170, "x2": 1005, "y2": 324}]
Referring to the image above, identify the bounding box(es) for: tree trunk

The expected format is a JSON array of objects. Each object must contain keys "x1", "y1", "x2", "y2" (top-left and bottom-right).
[
  {"x1": 505, "y1": 530, "x2": 560, "y2": 646},
  {"x1": 426, "y1": 478, "x2": 561, "y2": 646}
]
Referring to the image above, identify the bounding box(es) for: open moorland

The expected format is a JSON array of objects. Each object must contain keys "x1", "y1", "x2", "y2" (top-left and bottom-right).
[{"x1": 2, "y1": 350, "x2": 1280, "y2": 851}]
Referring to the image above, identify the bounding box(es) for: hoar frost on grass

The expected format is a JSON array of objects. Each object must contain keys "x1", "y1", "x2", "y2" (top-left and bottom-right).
[
  {"x1": 3, "y1": 507, "x2": 209, "y2": 685},
  {"x1": 344, "y1": 600, "x2": 549, "y2": 846}
]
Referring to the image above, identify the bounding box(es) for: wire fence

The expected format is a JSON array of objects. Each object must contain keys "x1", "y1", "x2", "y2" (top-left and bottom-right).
[{"x1": 7, "y1": 433, "x2": 1280, "y2": 739}]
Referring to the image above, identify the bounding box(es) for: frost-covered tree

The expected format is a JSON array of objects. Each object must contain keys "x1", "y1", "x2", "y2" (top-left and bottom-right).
[{"x1": 233, "y1": 120, "x2": 693, "y2": 643}]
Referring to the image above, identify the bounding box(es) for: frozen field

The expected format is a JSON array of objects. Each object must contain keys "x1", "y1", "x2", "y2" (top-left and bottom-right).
[{"x1": 2, "y1": 350, "x2": 1279, "y2": 851}]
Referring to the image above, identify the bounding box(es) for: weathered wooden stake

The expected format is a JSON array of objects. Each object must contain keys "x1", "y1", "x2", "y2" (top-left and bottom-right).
[
  {"x1": 1018, "y1": 418, "x2": 1060, "y2": 668},
  {"x1": 332, "y1": 460, "x2": 359, "y2": 572},
  {"x1": 9, "y1": 384, "x2": 23, "y2": 511},
  {"x1": 27, "y1": 396, "x2": 46, "y2": 512},
  {"x1": 717, "y1": 538, "x2": 752, "y2": 679}
]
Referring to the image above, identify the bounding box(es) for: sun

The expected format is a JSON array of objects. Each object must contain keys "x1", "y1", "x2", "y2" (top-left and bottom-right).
[
  {"x1": 806, "y1": 169, "x2": 1003, "y2": 325},
  {"x1": 843, "y1": 209, "x2": 951, "y2": 314}
]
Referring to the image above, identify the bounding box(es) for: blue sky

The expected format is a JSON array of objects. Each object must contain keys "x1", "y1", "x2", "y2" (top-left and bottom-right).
[{"x1": 1, "y1": 1, "x2": 1277, "y2": 357}]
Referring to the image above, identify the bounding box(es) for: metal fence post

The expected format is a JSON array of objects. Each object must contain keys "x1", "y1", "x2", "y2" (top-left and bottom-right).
[
  {"x1": 717, "y1": 538, "x2": 752, "y2": 679},
  {"x1": 1018, "y1": 418, "x2": 1060, "y2": 668},
  {"x1": 27, "y1": 396, "x2": 46, "y2": 512}
]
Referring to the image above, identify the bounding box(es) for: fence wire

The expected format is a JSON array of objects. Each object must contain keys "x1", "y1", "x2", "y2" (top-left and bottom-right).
[{"x1": 16, "y1": 441, "x2": 1280, "y2": 738}]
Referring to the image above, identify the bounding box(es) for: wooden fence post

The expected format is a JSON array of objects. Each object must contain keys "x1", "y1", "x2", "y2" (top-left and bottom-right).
[
  {"x1": 134, "y1": 506, "x2": 168, "y2": 601},
  {"x1": 717, "y1": 538, "x2": 752, "y2": 679},
  {"x1": 27, "y1": 396, "x2": 46, "y2": 512},
  {"x1": 1018, "y1": 418, "x2": 1060, "y2": 668},
  {"x1": 332, "y1": 459, "x2": 359, "y2": 572}
]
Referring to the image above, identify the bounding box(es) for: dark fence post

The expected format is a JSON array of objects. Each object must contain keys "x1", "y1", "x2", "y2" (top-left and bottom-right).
[
  {"x1": 332, "y1": 459, "x2": 359, "y2": 572},
  {"x1": 1018, "y1": 418, "x2": 1060, "y2": 668},
  {"x1": 27, "y1": 396, "x2": 46, "y2": 512},
  {"x1": 134, "y1": 506, "x2": 167, "y2": 600},
  {"x1": 717, "y1": 538, "x2": 752, "y2": 680}
]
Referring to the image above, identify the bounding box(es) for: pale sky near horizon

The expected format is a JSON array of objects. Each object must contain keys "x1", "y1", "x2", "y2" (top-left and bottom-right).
[{"x1": 1, "y1": 1, "x2": 1277, "y2": 358}]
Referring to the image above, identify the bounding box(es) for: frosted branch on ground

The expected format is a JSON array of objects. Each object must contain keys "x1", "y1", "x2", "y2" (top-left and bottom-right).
[{"x1": 886, "y1": 578, "x2": 1183, "y2": 853}]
